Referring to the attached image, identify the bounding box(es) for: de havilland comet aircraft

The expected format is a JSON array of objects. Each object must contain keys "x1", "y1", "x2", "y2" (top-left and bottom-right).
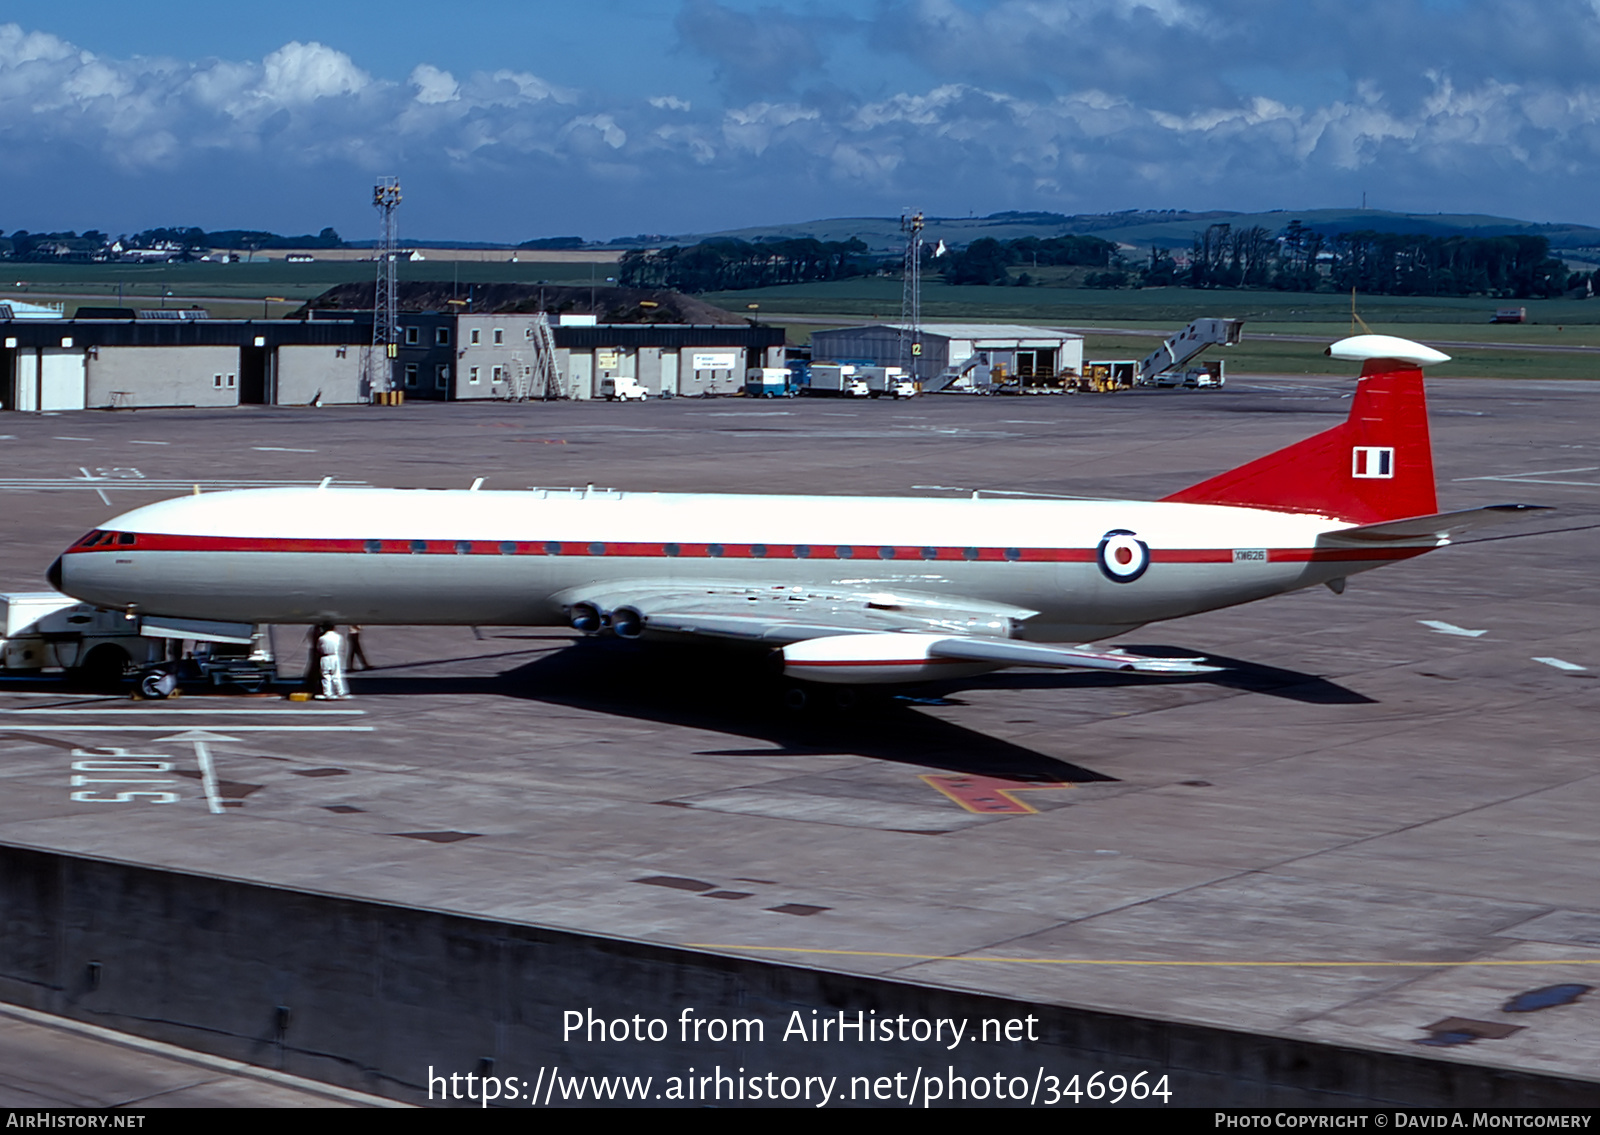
[{"x1": 49, "y1": 336, "x2": 1541, "y2": 693}]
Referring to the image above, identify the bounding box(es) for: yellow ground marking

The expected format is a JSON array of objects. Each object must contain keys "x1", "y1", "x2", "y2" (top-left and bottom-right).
[{"x1": 919, "y1": 773, "x2": 1074, "y2": 814}]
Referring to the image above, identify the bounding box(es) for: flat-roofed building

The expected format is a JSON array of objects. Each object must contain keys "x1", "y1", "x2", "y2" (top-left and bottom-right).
[
  {"x1": 0, "y1": 311, "x2": 786, "y2": 410},
  {"x1": 810, "y1": 323, "x2": 1084, "y2": 391}
]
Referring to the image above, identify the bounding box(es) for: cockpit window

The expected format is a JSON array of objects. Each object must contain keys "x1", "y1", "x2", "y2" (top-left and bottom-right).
[
  {"x1": 117, "y1": 532, "x2": 137, "y2": 546},
  {"x1": 78, "y1": 531, "x2": 104, "y2": 547}
]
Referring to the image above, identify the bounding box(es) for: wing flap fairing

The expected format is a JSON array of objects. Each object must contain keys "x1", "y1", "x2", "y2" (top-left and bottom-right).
[
  {"x1": 927, "y1": 636, "x2": 1220, "y2": 674},
  {"x1": 781, "y1": 632, "x2": 1220, "y2": 684}
]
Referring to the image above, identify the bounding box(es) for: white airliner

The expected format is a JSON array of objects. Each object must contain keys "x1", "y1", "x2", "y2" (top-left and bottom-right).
[{"x1": 50, "y1": 336, "x2": 1540, "y2": 690}]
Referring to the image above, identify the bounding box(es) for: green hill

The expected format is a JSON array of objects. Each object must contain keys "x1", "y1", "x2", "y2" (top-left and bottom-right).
[{"x1": 612, "y1": 208, "x2": 1600, "y2": 256}]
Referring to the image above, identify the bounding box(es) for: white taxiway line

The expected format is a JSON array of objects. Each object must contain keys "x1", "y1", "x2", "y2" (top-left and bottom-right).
[
  {"x1": 1456, "y1": 466, "x2": 1599, "y2": 479},
  {"x1": 0, "y1": 708, "x2": 365, "y2": 715},
  {"x1": 194, "y1": 740, "x2": 224, "y2": 815},
  {"x1": 0, "y1": 724, "x2": 374, "y2": 732},
  {"x1": 1453, "y1": 466, "x2": 1600, "y2": 488},
  {"x1": 1533, "y1": 657, "x2": 1588, "y2": 671},
  {"x1": 0, "y1": 478, "x2": 369, "y2": 490},
  {"x1": 1418, "y1": 620, "x2": 1488, "y2": 637},
  {"x1": 0, "y1": 1002, "x2": 407, "y2": 1107}
]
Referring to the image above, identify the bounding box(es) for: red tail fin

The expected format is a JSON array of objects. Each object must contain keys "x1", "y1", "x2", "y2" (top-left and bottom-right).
[{"x1": 1162, "y1": 359, "x2": 1437, "y2": 524}]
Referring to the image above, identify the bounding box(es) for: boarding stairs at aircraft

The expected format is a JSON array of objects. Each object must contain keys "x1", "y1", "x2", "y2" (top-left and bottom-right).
[{"x1": 1140, "y1": 318, "x2": 1244, "y2": 385}]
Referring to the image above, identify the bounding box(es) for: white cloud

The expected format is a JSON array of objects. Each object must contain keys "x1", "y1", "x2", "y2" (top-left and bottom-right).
[
  {"x1": 566, "y1": 113, "x2": 627, "y2": 149},
  {"x1": 0, "y1": 24, "x2": 76, "y2": 67},
  {"x1": 2, "y1": 8, "x2": 1600, "y2": 235},
  {"x1": 410, "y1": 64, "x2": 459, "y2": 105},
  {"x1": 722, "y1": 101, "x2": 821, "y2": 155},
  {"x1": 258, "y1": 41, "x2": 368, "y2": 104}
]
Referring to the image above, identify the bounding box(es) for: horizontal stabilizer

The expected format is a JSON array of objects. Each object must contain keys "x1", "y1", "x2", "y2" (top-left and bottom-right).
[
  {"x1": 929, "y1": 638, "x2": 1220, "y2": 675},
  {"x1": 1326, "y1": 335, "x2": 1451, "y2": 366},
  {"x1": 1321, "y1": 504, "x2": 1552, "y2": 545}
]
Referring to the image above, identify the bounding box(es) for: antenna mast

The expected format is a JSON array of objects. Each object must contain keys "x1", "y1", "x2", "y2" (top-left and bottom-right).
[
  {"x1": 363, "y1": 176, "x2": 402, "y2": 400},
  {"x1": 899, "y1": 210, "x2": 924, "y2": 383}
]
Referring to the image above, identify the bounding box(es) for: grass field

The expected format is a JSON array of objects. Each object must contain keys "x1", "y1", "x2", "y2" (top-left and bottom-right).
[
  {"x1": 707, "y1": 277, "x2": 1600, "y2": 325},
  {"x1": 6, "y1": 264, "x2": 1597, "y2": 380},
  {"x1": 709, "y1": 278, "x2": 1600, "y2": 380},
  {"x1": 1068, "y1": 332, "x2": 1599, "y2": 380},
  {"x1": 0, "y1": 258, "x2": 624, "y2": 318}
]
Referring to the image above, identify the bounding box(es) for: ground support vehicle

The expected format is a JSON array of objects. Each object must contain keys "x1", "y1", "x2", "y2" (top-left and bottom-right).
[
  {"x1": 1138, "y1": 318, "x2": 1243, "y2": 388},
  {"x1": 744, "y1": 368, "x2": 798, "y2": 398},
  {"x1": 600, "y1": 376, "x2": 649, "y2": 401},
  {"x1": 1, "y1": 592, "x2": 275, "y2": 695},
  {"x1": 805, "y1": 364, "x2": 869, "y2": 398},
  {"x1": 856, "y1": 366, "x2": 917, "y2": 399},
  {"x1": 1067, "y1": 361, "x2": 1137, "y2": 393},
  {"x1": 1152, "y1": 360, "x2": 1226, "y2": 389},
  {"x1": 1, "y1": 593, "x2": 163, "y2": 688}
]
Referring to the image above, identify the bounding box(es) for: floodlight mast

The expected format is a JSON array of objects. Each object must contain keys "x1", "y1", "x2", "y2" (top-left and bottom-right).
[
  {"x1": 363, "y1": 177, "x2": 402, "y2": 399},
  {"x1": 899, "y1": 210, "x2": 924, "y2": 383}
]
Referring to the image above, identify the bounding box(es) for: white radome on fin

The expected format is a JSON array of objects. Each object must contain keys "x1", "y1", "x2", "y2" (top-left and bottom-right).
[{"x1": 1325, "y1": 335, "x2": 1451, "y2": 366}]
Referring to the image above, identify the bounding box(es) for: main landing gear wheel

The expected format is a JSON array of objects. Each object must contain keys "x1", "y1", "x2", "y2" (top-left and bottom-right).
[{"x1": 138, "y1": 669, "x2": 178, "y2": 700}]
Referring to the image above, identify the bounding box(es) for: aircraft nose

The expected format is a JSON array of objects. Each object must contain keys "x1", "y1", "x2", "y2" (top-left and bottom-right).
[{"x1": 46, "y1": 556, "x2": 63, "y2": 591}]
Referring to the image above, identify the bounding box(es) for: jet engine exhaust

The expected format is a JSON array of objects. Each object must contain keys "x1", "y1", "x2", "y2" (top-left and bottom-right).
[
  {"x1": 569, "y1": 602, "x2": 602, "y2": 634},
  {"x1": 610, "y1": 606, "x2": 644, "y2": 639}
]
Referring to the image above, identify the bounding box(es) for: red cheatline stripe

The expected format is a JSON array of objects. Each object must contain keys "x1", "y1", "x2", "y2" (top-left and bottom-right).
[
  {"x1": 786, "y1": 658, "x2": 972, "y2": 668},
  {"x1": 62, "y1": 532, "x2": 1431, "y2": 565},
  {"x1": 1272, "y1": 547, "x2": 1432, "y2": 563}
]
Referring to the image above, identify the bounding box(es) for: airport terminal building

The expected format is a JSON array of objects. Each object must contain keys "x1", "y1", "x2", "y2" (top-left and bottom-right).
[{"x1": 0, "y1": 310, "x2": 785, "y2": 411}]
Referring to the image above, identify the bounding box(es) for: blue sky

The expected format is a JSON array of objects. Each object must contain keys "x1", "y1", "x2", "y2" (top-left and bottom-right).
[{"x1": 4, "y1": 0, "x2": 1600, "y2": 241}]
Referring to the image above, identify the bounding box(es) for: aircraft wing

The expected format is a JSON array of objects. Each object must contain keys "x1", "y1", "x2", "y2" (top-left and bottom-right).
[
  {"x1": 1320, "y1": 503, "x2": 1551, "y2": 546},
  {"x1": 555, "y1": 581, "x2": 1219, "y2": 678},
  {"x1": 556, "y1": 580, "x2": 1038, "y2": 644}
]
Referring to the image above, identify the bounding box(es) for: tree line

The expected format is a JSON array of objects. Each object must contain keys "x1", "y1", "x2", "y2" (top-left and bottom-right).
[
  {"x1": 620, "y1": 232, "x2": 1121, "y2": 293},
  {"x1": 938, "y1": 234, "x2": 1119, "y2": 285},
  {"x1": 618, "y1": 237, "x2": 878, "y2": 292},
  {"x1": 1144, "y1": 221, "x2": 1579, "y2": 299},
  {"x1": 0, "y1": 226, "x2": 345, "y2": 261}
]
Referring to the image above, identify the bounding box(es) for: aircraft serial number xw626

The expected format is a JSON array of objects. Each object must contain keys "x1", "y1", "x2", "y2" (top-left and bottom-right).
[{"x1": 51, "y1": 336, "x2": 1542, "y2": 689}]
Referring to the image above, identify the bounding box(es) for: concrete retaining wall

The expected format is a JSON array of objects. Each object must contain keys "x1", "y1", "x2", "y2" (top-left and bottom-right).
[{"x1": 0, "y1": 843, "x2": 1591, "y2": 1108}]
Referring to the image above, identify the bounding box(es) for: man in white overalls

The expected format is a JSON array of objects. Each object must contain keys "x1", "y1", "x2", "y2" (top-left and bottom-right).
[{"x1": 316, "y1": 624, "x2": 350, "y2": 700}]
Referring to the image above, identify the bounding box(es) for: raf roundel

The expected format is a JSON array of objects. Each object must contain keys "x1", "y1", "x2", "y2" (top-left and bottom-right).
[{"x1": 1097, "y1": 529, "x2": 1150, "y2": 583}]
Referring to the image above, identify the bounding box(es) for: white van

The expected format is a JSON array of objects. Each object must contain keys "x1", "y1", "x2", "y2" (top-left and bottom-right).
[{"x1": 600, "y1": 376, "x2": 649, "y2": 401}]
